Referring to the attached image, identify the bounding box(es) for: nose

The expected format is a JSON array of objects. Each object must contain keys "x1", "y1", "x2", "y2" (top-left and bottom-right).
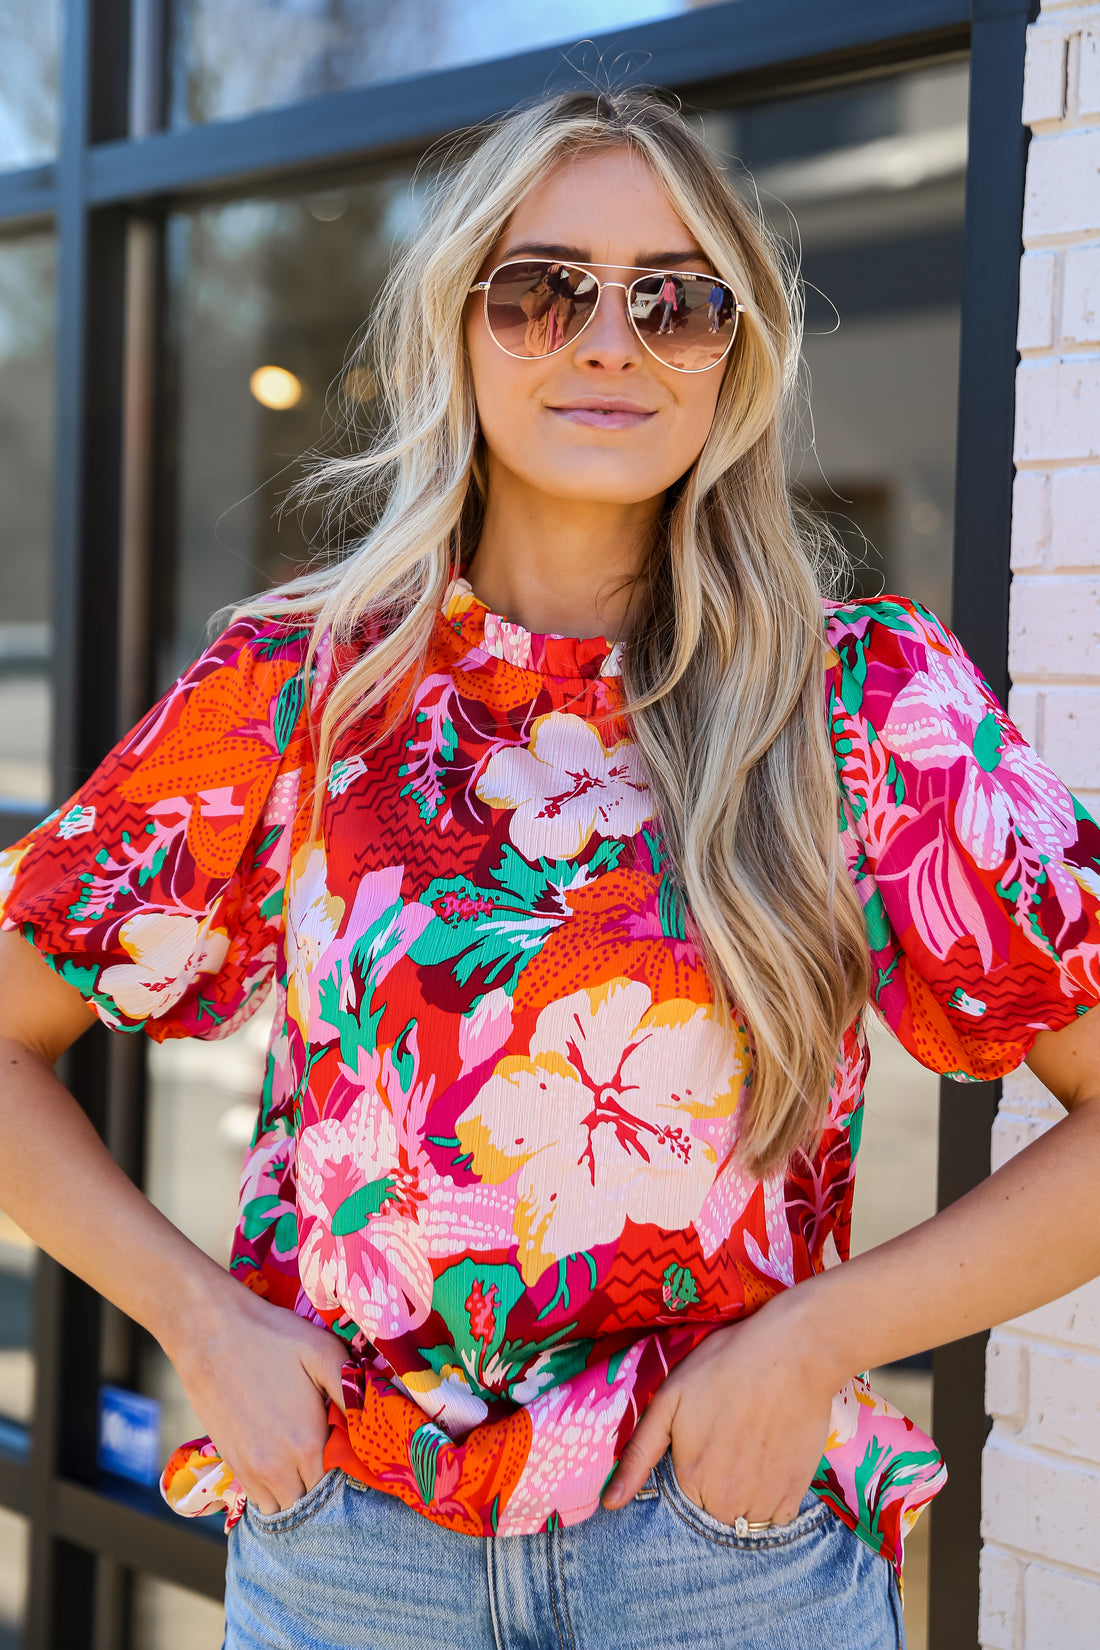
[{"x1": 575, "y1": 281, "x2": 643, "y2": 370}]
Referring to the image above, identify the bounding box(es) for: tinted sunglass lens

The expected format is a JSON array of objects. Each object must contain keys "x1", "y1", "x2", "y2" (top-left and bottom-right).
[
  {"x1": 483, "y1": 261, "x2": 596, "y2": 359},
  {"x1": 633, "y1": 274, "x2": 737, "y2": 371}
]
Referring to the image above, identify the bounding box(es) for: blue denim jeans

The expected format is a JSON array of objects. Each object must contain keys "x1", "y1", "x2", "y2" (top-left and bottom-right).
[{"x1": 224, "y1": 1457, "x2": 906, "y2": 1650}]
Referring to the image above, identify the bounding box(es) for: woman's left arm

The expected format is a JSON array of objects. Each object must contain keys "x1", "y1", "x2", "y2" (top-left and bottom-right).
[{"x1": 602, "y1": 1006, "x2": 1100, "y2": 1524}]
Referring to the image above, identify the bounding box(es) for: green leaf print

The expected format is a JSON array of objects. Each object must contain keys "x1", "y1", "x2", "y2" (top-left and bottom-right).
[
  {"x1": 409, "y1": 843, "x2": 622, "y2": 1003},
  {"x1": 432, "y1": 1260, "x2": 526, "y2": 1366},
  {"x1": 661, "y1": 1263, "x2": 699, "y2": 1312},
  {"x1": 972, "y1": 711, "x2": 1003, "y2": 773},
  {"x1": 409, "y1": 1422, "x2": 451, "y2": 1506},
  {"x1": 240, "y1": 1194, "x2": 297, "y2": 1253},
  {"x1": 273, "y1": 672, "x2": 305, "y2": 753},
  {"x1": 330, "y1": 1176, "x2": 397, "y2": 1236},
  {"x1": 861, "y1": 888, "x2": 893, "y2": 953}
]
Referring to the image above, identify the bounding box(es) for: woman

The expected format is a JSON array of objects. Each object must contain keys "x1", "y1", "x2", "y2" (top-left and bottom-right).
[
  {"x1": 1, "y1": 88, "x2": 1098, "y2": 1650},
  {"x1": 521, "y1": 260, "x2": 577, "y2": 355}
]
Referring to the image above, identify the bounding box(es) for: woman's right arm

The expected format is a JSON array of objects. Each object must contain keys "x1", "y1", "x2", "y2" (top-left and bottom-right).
[{"x1": 0, "y1": 928, "x2": 345, "y2": 1513}]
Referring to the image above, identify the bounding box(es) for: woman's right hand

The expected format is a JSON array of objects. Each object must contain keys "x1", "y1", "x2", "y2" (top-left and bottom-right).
[
  {"x1": 164, "y1": 1275, "x2": 348, "y2": 1515},
  {"x1": 0, "y1": 933, "x2": 347, "y2": 1516}
]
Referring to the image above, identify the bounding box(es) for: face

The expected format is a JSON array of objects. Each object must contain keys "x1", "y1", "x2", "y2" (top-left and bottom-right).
[{"x1": 465, "y1": 147, "x2": 727, "y2": 510}]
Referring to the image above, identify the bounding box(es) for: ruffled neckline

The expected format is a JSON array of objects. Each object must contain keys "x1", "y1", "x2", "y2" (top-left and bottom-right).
[{"x1": 441, "y1": 576, "x2": 622, "y2": 681}]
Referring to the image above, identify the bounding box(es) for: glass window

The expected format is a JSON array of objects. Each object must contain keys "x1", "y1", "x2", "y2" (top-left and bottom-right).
[
  {"x1": 0, "y1": 1, "x2": 61, "y2": 170},
  {"x1": 168, "y1": 0, "x2": 725, "y2": 127},
  {"x1": 0, "y1": 1506, "x2": 28, "y2": 1648},
  {"x1": 141, "y1": 1003, "x2": 273, "y2": 1450},
  {"x1": 0, "y1": 233, "x2": 55, "y2": 817},
  {"x1": 0, "y1": 231, "x2": 54, "y2": 1433},
  {"x1": 151, "y1": 66, "x2": 965, "y2": 1648},
  {"x1": 158, "y1": 167, "x2": 419, "y2": 686},
  {"x1": 132, "y1": 1574, "x2": 224, "y2": 1649},
  {"x1": 145, "y1": 159, "x2": 426, "y2": 1446},
  {"x1": 705, "y1": 63, "x2": 968, "y2": 1650}
]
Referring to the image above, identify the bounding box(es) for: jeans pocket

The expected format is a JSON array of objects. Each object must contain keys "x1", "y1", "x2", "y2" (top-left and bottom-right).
[
  {"x1": 244, "y1": 1466, "x2": 344, "y2": 1536},
  {"x1": 656, "y1": 1454, "x2": 830, "y2": 1548}
]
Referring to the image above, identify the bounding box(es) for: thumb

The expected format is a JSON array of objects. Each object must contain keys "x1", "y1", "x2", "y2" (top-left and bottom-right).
[
  {"x1": 601, "y1": 1391, "x2": 675, "y2": 1510},
  {"x1": 303, "y1": 1335, "x2": 348, "y2": 1416}
]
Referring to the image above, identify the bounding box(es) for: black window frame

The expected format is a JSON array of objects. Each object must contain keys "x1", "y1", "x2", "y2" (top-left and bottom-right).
[{"x1": 0, "y1": 2, "x2": 1036, "y2": 1645}]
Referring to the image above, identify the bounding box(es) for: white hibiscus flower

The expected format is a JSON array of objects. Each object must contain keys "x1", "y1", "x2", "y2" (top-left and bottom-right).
[{"x1": 476, "y1": 712, "x2": 651, "y2": 861}]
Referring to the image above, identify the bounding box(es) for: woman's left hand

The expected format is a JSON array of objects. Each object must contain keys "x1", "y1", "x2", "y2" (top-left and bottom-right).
[{"x1": 600, "y1": 1293, "x2": 840, "y2": 1526}]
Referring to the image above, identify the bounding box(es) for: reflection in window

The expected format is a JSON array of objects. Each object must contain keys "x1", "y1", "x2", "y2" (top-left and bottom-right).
[
  {"x1": 706, "y1": 62, "x2": 967, "y2": 618},
  {"x1": 0, "y1": 0, "x2": 61, "y2": 170},
  {"x1": 160, "y1": 169, "x2": 420, "y2": 685},
  {"x1": 132, "y1": 1573, "x2": 224, "y2": 1650},
  {"x1": 169, "y1": 0, "x2": 724, "y2": 126},
  {"x1": 0, "y1": 235, "x2": 55, "y2": 812},
  {"x1": 0, "y1": 1506, "x2": 28, "y2": 1649}
]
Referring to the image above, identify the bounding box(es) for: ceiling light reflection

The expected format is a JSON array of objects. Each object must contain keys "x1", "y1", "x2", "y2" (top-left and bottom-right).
[{"x1": 249, "y1": 364, "x2": 304, "y2": 410}]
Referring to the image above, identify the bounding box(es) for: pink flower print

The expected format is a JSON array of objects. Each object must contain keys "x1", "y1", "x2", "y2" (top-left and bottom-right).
[
  {"x1": 882, "y1": 645, "x2": 1076, "y2": 872},
  {"x1": 284, "y1": 842, "x2": 345, "y2": 1037},
  {"x1": 296, "y1": 1084, "x2": 434, "y2": 1341},
  {"x1": 309, "y1": 866, "x2": 431, "y2": 1043},
  {"x1": 457, "y1": 989, "x2": 513, "y2": 1074},
  {"x1": 98, "y1": 911, "x2": 229, "y2": 1022},
  {"x1": 476, "y1": 712, "x2": 651, "y2": 861},
  {"x1": 456, "y1": 978, "x2": 744, "y2": 1284}
]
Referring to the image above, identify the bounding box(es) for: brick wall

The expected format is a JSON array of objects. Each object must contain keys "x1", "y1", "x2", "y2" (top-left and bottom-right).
[{"x1": 981, "y1": 4, "x2": 1100, "y2": 1643}]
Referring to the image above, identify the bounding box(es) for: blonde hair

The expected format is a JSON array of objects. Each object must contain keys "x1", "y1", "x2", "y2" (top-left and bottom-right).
[{"x1": 243, "y1": 87, "x2": 871, "y2": 1174}]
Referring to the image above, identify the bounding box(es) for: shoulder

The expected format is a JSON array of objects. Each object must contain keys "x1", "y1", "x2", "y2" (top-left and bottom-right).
[
  {"x1": 821, "y1": 593, "x2": 991, "y2": 723},
  {"x1": 183, "y1": 610, "x2": 314, "y2": 687}
]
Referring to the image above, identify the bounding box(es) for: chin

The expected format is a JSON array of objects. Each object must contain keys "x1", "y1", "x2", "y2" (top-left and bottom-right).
[{"x1": 526, "y1": 459, "x2": 671, "y2": 505}]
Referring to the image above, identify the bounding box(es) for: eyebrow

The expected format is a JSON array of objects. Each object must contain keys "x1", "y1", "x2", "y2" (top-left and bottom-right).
[{"x1": 499, "y1": 240, "x2": 712, "y2": 269}]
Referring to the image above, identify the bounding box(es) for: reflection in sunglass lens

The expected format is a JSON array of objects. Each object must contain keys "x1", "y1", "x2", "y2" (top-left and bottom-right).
[
  {"x1": 483, "y1": 261, "x2": 597, "y2": 359},
  {"x1": 481, "y1": 260, "x2": 739, "y2": 371},
  {"x1": 632, "y1": 272, "x2": 737, "y2": 373}
]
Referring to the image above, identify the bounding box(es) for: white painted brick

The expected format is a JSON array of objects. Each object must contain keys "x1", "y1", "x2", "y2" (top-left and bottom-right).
[
  {"x1": 991, "y1": 1107, "x2": 1057, "y2": 1171},
  {"x1": 1025, "y1": 1563, "x2": 1100, "y2": 1646},
  {"x1": 987, "y1": 1333, "x2": 1028, "y2": 1430},
  {"x1": 1026, "y1": 1344, "x2": 1100, "y2": 1461},
  {"x1": 1001, "y1": 1066, "x2": 1065, "y2": 1119},
  {"x1": 1076, "y1": 785, "x2": 1100, "y2": 817},
  {"x1": 980, "y1": 1544, "x2": 1022, "y2": 1650},
  {"x1": 1063, "y1": 243, "x2": 1100, "y2": 343},
  {"x1": 1010, "y1": 1274, "x2": 1100, "y2": 1355},
  {"x1": 1019, "y1": 252, "x2": 1059, "y2": 349},
  {"x1": 1051, "y1": 467, "x2": 1100, "y2": 565},
  {"x1": 1039, "y1": 685, "x2": 1100, "y2": 785},
  {"x1": 982, "y1": 1439, "x2": 1100, "y2": 1570},
  {"x1": 1015, "y1": 358, "x2": 1100, "y2": 464},
  {"x1": 1008, "y1": 573, "x2": 1100, "y2": 679},
  {"x1": 1012, "y1": 470, "x2": 1051, "y2": 570},
  {"x1": 1025, "y1": 129, "x2": 1100, "y2": 240},
  {"x1": 1080, "y1": 30, "x2": 1100, "y2": 115},
  {"x1": 1007, "y1": 684, "x2": 1042, "y2": 745},
  {"x1": 1024, "y1": 25, "x2": 1069, "y2": 124}
]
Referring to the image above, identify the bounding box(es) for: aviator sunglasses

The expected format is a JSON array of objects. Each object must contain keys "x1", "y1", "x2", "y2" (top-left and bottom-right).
[{"x1": 469, "y1": 258, "x2": 744, "y2": 374}]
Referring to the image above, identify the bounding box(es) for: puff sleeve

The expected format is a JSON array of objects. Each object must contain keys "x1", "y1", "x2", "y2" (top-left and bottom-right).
[
  {"x1": 827, "y1": 597, "x2": 1100, "y2": 1079},
  {"x1": 0, "y1": 616, "x2": 316, "y2": 1041}
]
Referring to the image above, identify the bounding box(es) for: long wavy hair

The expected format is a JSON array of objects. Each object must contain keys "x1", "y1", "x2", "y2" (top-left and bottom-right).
[{"x1": 242, "y1": 86, "x2": 872, "y2": 1174}]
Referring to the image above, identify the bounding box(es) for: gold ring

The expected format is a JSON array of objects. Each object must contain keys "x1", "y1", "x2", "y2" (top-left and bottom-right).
[{"x1": 733, "y1": 1515, "x2": 773, "y2": 1535}]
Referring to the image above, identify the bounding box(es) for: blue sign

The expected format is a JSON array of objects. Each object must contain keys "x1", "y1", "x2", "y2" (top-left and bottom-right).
[{"x1": 98, "y1": 1386, "x2": 162, "y2": 1487}]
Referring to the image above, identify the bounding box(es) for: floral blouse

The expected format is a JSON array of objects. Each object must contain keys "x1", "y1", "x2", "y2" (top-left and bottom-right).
[{"x1": 3, "y1": 581, "x2": 1100, "y2": 1585}]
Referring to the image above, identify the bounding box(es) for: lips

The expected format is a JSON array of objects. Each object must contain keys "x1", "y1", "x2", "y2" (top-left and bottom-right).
[{"x1": 548, "y1": 398, "x2": 656, "y2": 430}]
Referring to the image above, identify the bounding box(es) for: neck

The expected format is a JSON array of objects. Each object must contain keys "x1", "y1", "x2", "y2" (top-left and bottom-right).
[{"x1": 465, "y1": 464, "x2": 663, "y2": 640}]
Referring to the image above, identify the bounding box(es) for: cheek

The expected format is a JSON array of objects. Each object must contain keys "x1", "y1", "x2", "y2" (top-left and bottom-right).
[
  {"x1": 664, "y1": 382, "x2": 723, "y2": 471},
  {"x1": 466, "y1": 323, "x2": 541, "y2": 452}
]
